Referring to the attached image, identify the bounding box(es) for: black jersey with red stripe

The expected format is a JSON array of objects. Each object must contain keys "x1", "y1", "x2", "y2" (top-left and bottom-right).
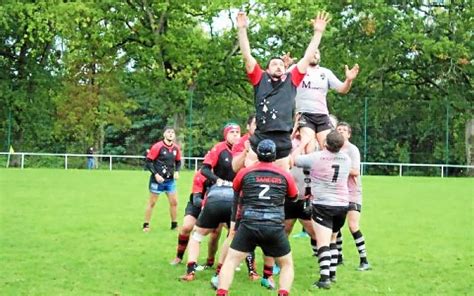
[
  {"x1": 233, "y1": 162, "x2": 298, "y2": 225},
  {"x1": 247, "y1": 64, "x2": 305, "y2": 133},
  {"x1": 146, "y1": 141, "x2": 181, "y2": 180},
  {"x1": 202, "y1": 141, "x2": 235, "y2": 182}
]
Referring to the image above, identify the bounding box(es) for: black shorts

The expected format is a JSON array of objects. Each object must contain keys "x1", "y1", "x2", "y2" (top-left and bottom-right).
[
  {"x1": 231, "y1": 223, "x2": 290, "y2": 258},
  {"x1": 284, "y1": 199, "x2": 311, "y2": 220},
  {"x1": 311, "y1": 204, "x2": 348, "y2": 232},
  {"x1": 184, "y1": 200, "x2": 201, "y2": 219},
  {"x1": 348, "y1": 202, "x2": 362, "y2": 212},
  {"x1": 298, "y1": 113, "x2": 332, "y2": 133},
  {"x1": 250, "y1": 130, "x2": 292, "y2": 159},
  {"x1": 196, "y1": 200, "x2": 232, "y2": 229}
]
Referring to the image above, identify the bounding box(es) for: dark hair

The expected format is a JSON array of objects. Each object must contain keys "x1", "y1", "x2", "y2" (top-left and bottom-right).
[
  {"x1": 326, "y1": 130, "x2": 345, "y2": 153},
  {"x1": 257, "y1": 139, "x2": 276, "y2": 162},
  {"x1": 247, "y1": 114, "x2": 256, "y2": 126},
  {"x1": 265, "y1": 57, "x2": 285, "y2": 69},
  {"x1": 337, "y1": 121, "x2": 352, "y2": 134}
]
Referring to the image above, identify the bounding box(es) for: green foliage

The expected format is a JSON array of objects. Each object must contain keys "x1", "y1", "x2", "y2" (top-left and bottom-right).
[{"x1": 0, "y1": 1, "x2": 472, "y2": 165}]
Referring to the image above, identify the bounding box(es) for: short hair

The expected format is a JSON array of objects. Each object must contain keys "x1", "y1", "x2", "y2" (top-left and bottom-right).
[
  {"x1": 326, "y1": 130, "x2": 345, "y2": 153},
  {"x1": 337, "y1": 121, "x2": 352, "y2": 135},
  {"x1": 265, "y1": 57, "x2": 285, "y2": 69},
  {"x1": 163, "y1": 126, "x2": 175, "y2": 133},
  {"x1": 247, "y1": 114, "x2": 256, "y2": 126}
]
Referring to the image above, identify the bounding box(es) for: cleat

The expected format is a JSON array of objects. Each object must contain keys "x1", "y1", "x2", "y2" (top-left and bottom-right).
[
  {"x1": 195, "y1": 264, "x2": 205, "y2": 272},
  {"x1": 210, "y1": 275, "x2": 219, "y2": 290},
  {"x1": 142, "y1": 223, "x2": 150, "y2": 232},
  {"x1": 260, "y1": 276, "x2": 275, "y2": 290},
  {"x1": 292, "y1": 231, "x2": 309, "y2": 238},
  {"x1": 170, "y1": 257, "x2": 182, "y2": 265},
  {"x1": 358, "y1": 262, "x2": 371, "y2": 271},
  {"x1": 179, "y1": 272, "x2": 195, "y2": 281},
  {"x1": 248, "y1": 271, "x2": 260, "y2": 281},
  {"x1": 272, "y1": 264, "x2": 280, "y2": 275},
  {"x1": 329, "y1": 276, "x2": 337, "y2": 283},
  {"x1": 313, "y1": 279, "x2": 331, "y2": 289}
]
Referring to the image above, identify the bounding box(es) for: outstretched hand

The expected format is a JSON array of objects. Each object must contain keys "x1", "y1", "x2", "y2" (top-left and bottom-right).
[
  {"x1": 312, "y1": 11, "x2": 331, "y2": 33},
  {"x1": 345, "y1": 64, "x2": 360, "y2": 81},
  {"x1": 236, "y1": 11, "x2": 248, "y2": 29},
  {"x1": 281, "y1": 52, "x2": 297, "y2": 68}
]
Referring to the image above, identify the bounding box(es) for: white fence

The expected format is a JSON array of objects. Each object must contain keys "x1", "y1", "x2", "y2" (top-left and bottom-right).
[{"x1": 1, "y1": 152, "x2": 473, "y2": 177}]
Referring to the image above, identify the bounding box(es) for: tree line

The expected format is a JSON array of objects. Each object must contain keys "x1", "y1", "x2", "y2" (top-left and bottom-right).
[{"x1": 0, "y1": 1, "x2": 472, "y2": 171}]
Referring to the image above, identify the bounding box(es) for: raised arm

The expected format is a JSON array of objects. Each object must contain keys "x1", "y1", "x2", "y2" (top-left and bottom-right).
[
  {"x1": 296, "y1": 11, "x2": 331, "y2": 74},
  {"x1": 236, "y1": 11, "x2": 257, "y2": 73}
]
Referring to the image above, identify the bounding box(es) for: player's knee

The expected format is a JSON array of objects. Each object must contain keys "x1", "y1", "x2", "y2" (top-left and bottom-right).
[
  {"x1": 349, "y1": 222, "x2": 359, "y2": 233},
  {"x1": 169, "y1": 198, "x2": 178, "y2": 207},
  {"x1": 191, "y1": 230, "x2": 205, "y2": 243},
  {"x1": 181, "y1": 224, "x2": 193, "y2": 234}
]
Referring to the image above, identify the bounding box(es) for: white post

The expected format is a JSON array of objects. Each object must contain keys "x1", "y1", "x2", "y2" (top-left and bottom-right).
[
  {"x1": 441, "y1": 165, "x2": 444, "y2": 178},
  {"x1": 195, "y1": 158, "x2": 198, "y2": 171},
  {"x1": 109, "y1": 156, "x2": 112, "y2": 171},
  {"x1": 21, "y1": 153, "x2": 25, "y2": 169},
  {"x1": 65, "y1": 154, "x2": 68, "y2": 170},
  {"x1": 399, "y1": 164, "x2": 402, "y2": 177}
]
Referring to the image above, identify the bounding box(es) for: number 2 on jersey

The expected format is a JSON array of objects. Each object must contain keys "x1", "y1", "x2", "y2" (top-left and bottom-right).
[
  {"x1": 331, "y1": 164, "x2": 340, "y2": 182},
  {"x1": 258, "y1": 184, "x2": 270, "y2": 199}
]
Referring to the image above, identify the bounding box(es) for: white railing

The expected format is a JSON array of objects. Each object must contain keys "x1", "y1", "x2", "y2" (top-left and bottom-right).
[
  {"x1": 1, "y1": 152, "x2": 473, "y2": 177},
  {"x1": 0, "y1": 152, "x2": 204, "y2": 171},
  {"x1": 360, "y1": 162, "x2": 473, "y2": 178}
]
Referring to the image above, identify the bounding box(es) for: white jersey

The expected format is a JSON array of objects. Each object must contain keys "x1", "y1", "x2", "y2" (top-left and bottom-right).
[
  {"x1": 295, "y1": 66, "x2": 344, "y2": 115},
  {"x1": 340, "y1": 142, "x2": 363, "y2": 204},
  {"x1": 295, "y1": 149, "x2": 351, "y2": 207}
]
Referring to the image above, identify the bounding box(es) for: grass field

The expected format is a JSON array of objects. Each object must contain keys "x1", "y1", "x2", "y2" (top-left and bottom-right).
[{"x1": 0, "y1": 169, "x2": 472, "y2": 295}]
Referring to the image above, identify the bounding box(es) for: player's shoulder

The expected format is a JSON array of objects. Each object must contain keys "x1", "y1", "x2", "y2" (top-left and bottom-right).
[
  {"x1": 151, "y1": 141, "x2": 164, "y2": 149},
  {"x1": 319, "y1": 66, "x2": 334, "y2": 74},
  {"x1": 348, "y1": 142, "x2": 360, "y2": 153}
]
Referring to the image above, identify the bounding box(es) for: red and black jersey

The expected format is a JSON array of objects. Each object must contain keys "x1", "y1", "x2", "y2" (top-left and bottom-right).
[
  {"x1": 191, "y1": 170, "x2": 209, "y2": 194},
  {"x1": 233, "y1": 162, "x2": 298, "y2": 225},
  {"x1": 201, "y1": 141, "x2": 235, "y2": 183},
  {"x1": 146, "y1": 140, "x2": 182, "y2": 180},
  {"x1": 247, "y1": 64, "x2": 305, "y2": 133}
]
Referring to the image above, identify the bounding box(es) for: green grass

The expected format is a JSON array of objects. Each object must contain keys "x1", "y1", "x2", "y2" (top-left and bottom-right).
[{"x1": 0, "y1": 169, "x2": 472, "y2": 295}]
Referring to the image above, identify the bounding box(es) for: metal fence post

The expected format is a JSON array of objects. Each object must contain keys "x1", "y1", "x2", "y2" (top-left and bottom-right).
[{"x1": 65, "y1": 154, "x2": 68, "y2": 170}]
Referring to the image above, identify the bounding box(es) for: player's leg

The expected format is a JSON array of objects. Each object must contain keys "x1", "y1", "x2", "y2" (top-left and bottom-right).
[
  {"x1": 300, "y1": 126, "x2": 317, "y2": 154},
  {"x1": 300, "y1": 218, "x2": 318, "y2": 256},
  {"x1": 216, "y1": 248, "x2": 248, "y2": 295},
  {"x1": 347, "y1": 206, "x2": 370, "y2": 270},
  {"x1": 284, "y1": 218, "x2": 297, "y2": 236},
  {"x1": 180, "y1": 226, "x2": 213, "y2": 280},
  {"x1": 143, "y1": 192, "x2": 159, "y2": 232},
  {"x1": 165, "y1": 181, "x2": 178, "y2": 229},
  {"x1": 336, "y1": 231, "x2": 343, "y2": 265},
  {"x1": 315, "y1": 129, "x2": 330, "y2": 152},
  {"x1": 171, "y1": 213, "x2": 197, "y2": 265},
  {"x1": 206, "y1": 225, "x2": 222, "y2": 268},
  {"x1": 328, "y1": 208, "x2": 348, "y2": 283},
  {"x1": 218, "y1": 223, "x2": 256, "y2": 294},
  {"x1": 312, "y1": 205, "x2": 334, "y2": 289},
  {"x1": 275, "y1": 252, "x2": 294, "y2": 295}
]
